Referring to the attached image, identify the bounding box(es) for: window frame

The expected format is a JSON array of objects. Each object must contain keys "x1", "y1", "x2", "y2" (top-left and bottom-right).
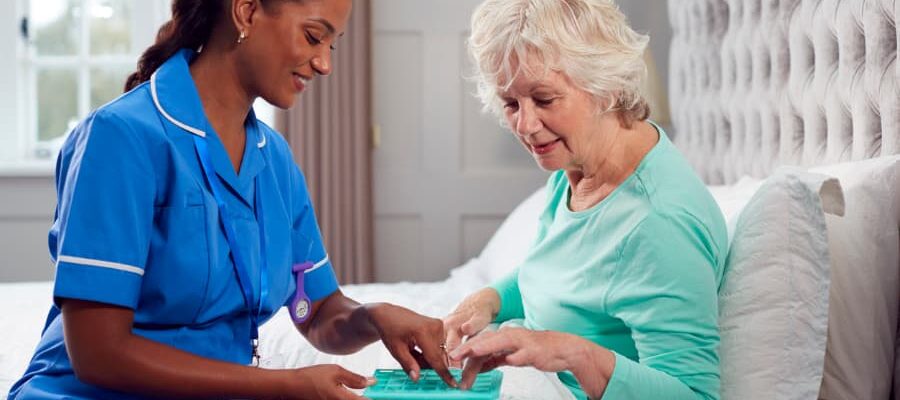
[
  {"x1": 0, "y1": 0, "x2": 170, "y2": 176},
  {"x1": 0, "y1": 0, "x2": 276, "y2": 176}
]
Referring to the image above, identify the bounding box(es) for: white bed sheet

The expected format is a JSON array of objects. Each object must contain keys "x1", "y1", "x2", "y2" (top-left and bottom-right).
[{"x1": 0, "y1": 281, "x2": 53, "y2": 398}]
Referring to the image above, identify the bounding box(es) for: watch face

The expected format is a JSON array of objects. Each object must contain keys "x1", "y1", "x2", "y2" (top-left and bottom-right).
[{"x1": 294, "y1": 299, "x2": 310, "y2": 320}]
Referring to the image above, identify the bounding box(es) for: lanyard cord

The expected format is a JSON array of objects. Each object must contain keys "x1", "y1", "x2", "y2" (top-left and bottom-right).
[{"x1": 192, "y1": 134, "x2": 268, "y2": 364}]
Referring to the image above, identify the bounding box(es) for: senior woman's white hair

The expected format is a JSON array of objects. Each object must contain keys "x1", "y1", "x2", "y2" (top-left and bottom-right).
[{"x1": 469, "y1": 0, "x2": 651, "y2": 127}]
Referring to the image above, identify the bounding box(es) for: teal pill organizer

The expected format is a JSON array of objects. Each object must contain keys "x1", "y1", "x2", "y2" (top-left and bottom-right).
[{"x1": 363, "y1": 369, "x2": 503, "y2": 400}]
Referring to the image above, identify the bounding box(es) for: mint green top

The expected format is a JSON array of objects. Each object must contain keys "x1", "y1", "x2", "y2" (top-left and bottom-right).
[{"x1": 490, "y1": 126, "x2": 726, "y2": 400}]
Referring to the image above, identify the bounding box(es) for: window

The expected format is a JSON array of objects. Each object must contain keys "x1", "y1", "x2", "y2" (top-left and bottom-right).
[
  {"x1": 1, "y1": 0, "x2": 277, "y2": 175},
  {"x1": 0, "y1": 0, "x2": 169, "y2": 174}
]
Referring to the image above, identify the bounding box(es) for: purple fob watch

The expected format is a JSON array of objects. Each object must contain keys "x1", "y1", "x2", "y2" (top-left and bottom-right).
[{"x1": 290, "y1": 262, "x2": 315, "y2": 323}]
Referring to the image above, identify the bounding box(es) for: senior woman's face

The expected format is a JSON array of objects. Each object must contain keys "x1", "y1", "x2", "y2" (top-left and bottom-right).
[
  {"x1": 238, "y1": 0, "x2": 351, "y2": 109},
  {"x1": 499, "y1": 66, "x2": 618, "y2": 172}
]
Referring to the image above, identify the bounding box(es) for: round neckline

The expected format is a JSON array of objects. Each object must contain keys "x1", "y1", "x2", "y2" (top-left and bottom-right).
[{"x1": 561, "y1": 121, "x2": 666, "y2": 219}]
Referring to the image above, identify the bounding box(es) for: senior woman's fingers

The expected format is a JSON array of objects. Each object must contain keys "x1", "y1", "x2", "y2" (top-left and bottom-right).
[
  {"x1": 449, "y1": 330, "x2": 513, "y2": 361},
  {"x1": 459, "y1": 353, "x2": 487, "y2": 390},
  {"x1": 459, "y1": 352, "x2": 507, "y2": 390},
  {"x1": 443, "y1": 322, "x2": 462, "y2": 349},
  {"x1": 445, "y1": 339, "x2": 464, "y2": 369},
  {"x1": 459, "y1": 311, "x2": 492, "y2": 337},
  {"x1": 443, "y1": 312, "x2": 486, "y2": 368},
  {"x1": 448, "y1": 333, "x2": 478, "y2": 361},
  {"x1": 442, "y1": 318, "x2": 465, "y2": 368}
]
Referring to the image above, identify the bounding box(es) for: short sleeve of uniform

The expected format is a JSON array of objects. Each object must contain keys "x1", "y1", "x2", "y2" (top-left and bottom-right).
[
  {"x1": 602, "y1": 211, "x2": 722, "y2": 400},
  {"x1": 287, "y1": 164, "x2": 339, "y2": 304},
  {"x1": 53, "y1": 110, "x2": 156, "y2": 309}
]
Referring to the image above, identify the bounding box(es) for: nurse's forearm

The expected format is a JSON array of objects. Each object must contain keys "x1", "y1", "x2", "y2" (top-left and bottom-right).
[
  {"x1": 300, "y1": 291, "x2": 381, "y2": 354},
  {"x1": 62, "y1": 299, "x2": 295, "y2": 399},
  {"x1": 79, "y1": 334, "x2": 291, "y2": 398}
]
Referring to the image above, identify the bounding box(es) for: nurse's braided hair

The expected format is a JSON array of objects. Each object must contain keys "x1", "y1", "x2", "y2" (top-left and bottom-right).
[
  {"x1": 124, "y1": 0, "x2": 222, "y2": 92},
  {"x1": 124, "y1": 0, "x2": 293, "y2": 92}
]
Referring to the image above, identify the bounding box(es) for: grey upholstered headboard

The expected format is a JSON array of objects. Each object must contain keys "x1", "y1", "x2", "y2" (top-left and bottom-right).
[{"x1": 668, "y1": 0, "x2": 899, "y2": 184}]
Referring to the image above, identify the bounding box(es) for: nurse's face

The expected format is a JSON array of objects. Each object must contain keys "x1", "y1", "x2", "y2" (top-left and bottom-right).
[{"x1": 237, "y1": 0, "x2": 352, "y2": 109}]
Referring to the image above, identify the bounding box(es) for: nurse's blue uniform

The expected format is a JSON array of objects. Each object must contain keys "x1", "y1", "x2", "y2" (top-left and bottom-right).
[{"x1": 8, "y1": 49, "x2": 339, "y2": 399}]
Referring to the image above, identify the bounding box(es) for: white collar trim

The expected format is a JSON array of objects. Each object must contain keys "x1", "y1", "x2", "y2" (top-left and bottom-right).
[
  {"x1": 150, "y1": 71, "x2": 206, "y2": 138},
  {"x1": 151, "y1": 71, "x2": 266, "y2": 149}
]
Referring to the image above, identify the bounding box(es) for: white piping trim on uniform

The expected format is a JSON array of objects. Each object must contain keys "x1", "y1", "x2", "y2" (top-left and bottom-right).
[
  {"x1": 257, "y1": 133, "x2": 266, "y2": 148},
  {"x1": 57, "y1": 255, "x2": 145, "y2": 276},
  {"x1": 305, "y1": 255, "x2": 330, "y2": 274},
  {"x1": 150, "y1": 72, "x2": 206, "y2": 138}
]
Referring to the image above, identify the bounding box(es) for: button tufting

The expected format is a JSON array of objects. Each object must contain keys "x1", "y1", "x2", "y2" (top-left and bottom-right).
[{"x1": 667, "y1": 0, "x2": 899, "y2": 184}]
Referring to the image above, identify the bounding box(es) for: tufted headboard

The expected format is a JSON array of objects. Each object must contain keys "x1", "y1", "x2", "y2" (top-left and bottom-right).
[{"x1": 668, "y1": 0, "x2": 899, "y2": 184}]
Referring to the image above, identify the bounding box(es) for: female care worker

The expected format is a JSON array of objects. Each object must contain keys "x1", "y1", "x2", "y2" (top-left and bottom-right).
[{"x1": 8, "y1": 0, "x2": 457, "y2": 399}]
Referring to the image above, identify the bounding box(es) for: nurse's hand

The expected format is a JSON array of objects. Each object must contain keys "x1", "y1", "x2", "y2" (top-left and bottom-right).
[
  {"x1": 442, "y1": 288, "x2": 500, "y2": 367},
  {"x1": 288, "y1": 364, "x2": 373, "y2": 400},
  {"x1": 365, "y1": 303, "x2": 458, "y2": 388}
]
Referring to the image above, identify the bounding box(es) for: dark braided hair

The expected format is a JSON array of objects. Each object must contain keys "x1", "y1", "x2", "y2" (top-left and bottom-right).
[
  {"x1": 124, "y1": 0, "x2": 307, "y2": 92},
  {"x1": 124, "y1": 0, "x2": 227, "y2": 92}
]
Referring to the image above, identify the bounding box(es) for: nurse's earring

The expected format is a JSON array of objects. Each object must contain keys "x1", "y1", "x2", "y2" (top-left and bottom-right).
[{"x1": 237, "y1": 31, "x2": 246, "y2": 44}]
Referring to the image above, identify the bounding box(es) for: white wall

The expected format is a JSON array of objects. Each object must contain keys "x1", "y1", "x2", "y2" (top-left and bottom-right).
[
  {"x1": 0, "y1": 177, "x2": 56, "y2": 282},
  {"x1": 619, "y1": 0, "x2": 673, "y2": 100}
]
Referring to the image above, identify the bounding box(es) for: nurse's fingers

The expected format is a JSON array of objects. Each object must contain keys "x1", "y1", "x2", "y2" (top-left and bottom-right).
[
  {"x1": 409, "y1": 343, "x2": 433, "y2": 370},
  {"x1": 386, "y1": 342, "x2": 421, "y2": 382},
  {"x1": 414, "y1": 333, "x2": 458, "y2": 388},
  {"x1": 335, "y1": 386, "x2": 368, "y2": 400},
  {"x1": 337, "y1": 367, "x2": 376, "y2": 390}
]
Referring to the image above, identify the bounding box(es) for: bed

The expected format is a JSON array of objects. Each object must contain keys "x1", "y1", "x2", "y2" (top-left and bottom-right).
[{"x1": 2, "y1": 0, "x2": 898, "y2": 399}]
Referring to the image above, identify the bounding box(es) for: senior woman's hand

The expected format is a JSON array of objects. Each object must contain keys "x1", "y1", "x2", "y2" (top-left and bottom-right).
[
  {"x1": 449, "y1": 328, "x2": 616, "y2": 399},
  {"x1": 365, "y1": 302, "x2": 458, "y2": 387},
  {"x1": 442, "y1": 288, "x2": 501, "y2": 367}
]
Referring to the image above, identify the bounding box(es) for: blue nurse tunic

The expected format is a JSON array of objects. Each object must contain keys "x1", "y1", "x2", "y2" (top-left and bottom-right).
[{"x1": 8, "y1": 49, "x2": 339, "y2": 399}]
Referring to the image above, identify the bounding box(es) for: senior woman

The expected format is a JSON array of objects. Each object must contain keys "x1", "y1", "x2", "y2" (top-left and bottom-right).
[{"x1": 443, "y1": 0, "x2": 726, "y2": 399}]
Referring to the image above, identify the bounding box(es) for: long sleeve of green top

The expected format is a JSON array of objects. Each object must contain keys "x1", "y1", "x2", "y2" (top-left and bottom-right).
[{"x1": 485, "y1": 126, "x2": 726, "y2": 400}]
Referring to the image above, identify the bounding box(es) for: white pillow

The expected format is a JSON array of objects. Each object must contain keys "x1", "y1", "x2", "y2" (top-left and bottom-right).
[
  {"x1": 707, "y1": 176, "x2": 764, "y2": 244},
  {"x1": 810, "y1": 156, "x2": 900, "y2": 400},
  {"x1": 477, "y1": 187, "x2": 546, "y2": 283},
  {"x1": 718, "y1": 168, "x2": 844, "y2": 400}
]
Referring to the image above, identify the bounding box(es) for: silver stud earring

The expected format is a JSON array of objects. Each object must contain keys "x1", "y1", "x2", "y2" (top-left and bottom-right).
[{"x1": 237, "y1": 31, "x2": 246, "y2": 44}]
